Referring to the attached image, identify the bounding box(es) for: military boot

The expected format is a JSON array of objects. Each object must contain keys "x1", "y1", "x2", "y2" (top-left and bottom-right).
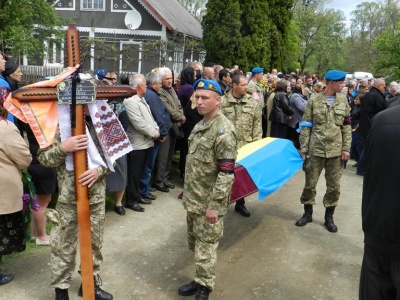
[
  {"x1": 194, "y1": 285, "x2": 211, "y2": 300},
  {"x1": 78, "y1": 275, "x2": 113, "y2": 300},
  {"x1": 55, "y1": 288, "x2": 69, "y2": 300},
  {"x1": 295, "y1": 204, "x2": 313, "y2": 226},
  {"x1": 324, "y1": 206, "x2": 338, "y2": 232}
]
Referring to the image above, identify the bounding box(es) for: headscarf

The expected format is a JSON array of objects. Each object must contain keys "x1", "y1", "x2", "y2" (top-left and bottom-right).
[
  {"x1": 0, "y1": 86, "x2": 9, "y2": 118},
  {"x1": 180, "y1": 67, "x2": 195, "y2": 86}
]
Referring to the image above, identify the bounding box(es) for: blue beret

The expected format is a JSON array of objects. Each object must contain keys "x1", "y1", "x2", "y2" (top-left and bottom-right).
[
  {"x1": 95, "y1": 68, "x2": 107, "y2": 80},
  {"x1": 252, "y1": 67, "x2": 264, "y2": 73},
  {"x1": 325, "y1": 70, "x2": 346, "y2": 81},
  {"x1": 193, "y1": 79, "x2": 222, "y2": 96}
]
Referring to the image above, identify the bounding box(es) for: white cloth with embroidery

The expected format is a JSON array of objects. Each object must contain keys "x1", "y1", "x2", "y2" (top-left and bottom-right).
[{"x1": 58, "y1": 100, "x2": 133, "y2": 172}]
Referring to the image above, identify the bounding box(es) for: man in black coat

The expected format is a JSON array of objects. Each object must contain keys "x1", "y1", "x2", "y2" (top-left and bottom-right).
[
  {"x1": 359, "y1": 105, "x2": 400, "y2": 299},
  {"x1": 356, "y1": 79, "x2": 386, "y2": 175}
]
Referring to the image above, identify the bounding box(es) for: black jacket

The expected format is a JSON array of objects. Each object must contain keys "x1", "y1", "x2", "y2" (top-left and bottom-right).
[
  {"x1": 269, "y1": 91, "x2": 293, "y2": 124},
  {"x1": 359, "y1": 87, "x2": 386, "y2": 138},
  {"x1": 362, "y1": 105, "x2": 400, "y2": 259}
]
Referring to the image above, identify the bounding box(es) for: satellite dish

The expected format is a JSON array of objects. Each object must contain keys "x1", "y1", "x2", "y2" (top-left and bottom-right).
[{"x1": 125, "y1": 9, "x2": 142, "y2": 30}]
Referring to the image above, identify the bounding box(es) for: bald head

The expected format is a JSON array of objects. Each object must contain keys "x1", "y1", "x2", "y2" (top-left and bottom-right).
[{"x1": 373, "y1": 78, "x2": 386, "y2": 92}]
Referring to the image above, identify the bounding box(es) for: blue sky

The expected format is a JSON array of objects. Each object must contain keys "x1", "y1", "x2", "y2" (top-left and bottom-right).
[{"x1": 328, "y1": 0, "x2": 365, "y2": 24}]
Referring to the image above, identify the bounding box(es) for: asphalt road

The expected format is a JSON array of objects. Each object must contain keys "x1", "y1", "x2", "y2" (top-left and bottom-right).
[{"x1": 1, "y1": 161, "x2": 364, "y2": 300}]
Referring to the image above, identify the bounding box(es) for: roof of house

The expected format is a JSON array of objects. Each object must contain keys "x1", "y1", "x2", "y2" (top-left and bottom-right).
[{"x1": 139, "y1": 0, "x2": 202, "y2": 39}]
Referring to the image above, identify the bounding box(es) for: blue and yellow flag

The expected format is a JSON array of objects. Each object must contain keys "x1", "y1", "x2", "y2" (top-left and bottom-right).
[{"x1": 236, "y1": 137, "x2": 303, "y2": 201}]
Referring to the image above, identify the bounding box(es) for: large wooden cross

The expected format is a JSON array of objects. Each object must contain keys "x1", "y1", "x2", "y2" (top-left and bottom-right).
[{"x1": 12, "y1": 24, "x2": 135, "y2": 300}]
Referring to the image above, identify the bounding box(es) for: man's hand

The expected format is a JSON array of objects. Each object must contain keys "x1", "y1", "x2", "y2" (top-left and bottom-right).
[
  {"x1": 79, "y1": 168, "x2": 99, "y2": 188},
  {"x1": 205, "y1": 209, "x2": 219, "y2": 224},
  {"x1": 341, "y1": 150, "x2": 350, "y2": 161},
  {"x1": 159, "y1": 136, "x2": 166, "y2": 143},
  {"x1": 61, "y1": 135, "x2": 88, "y2": 153},
  {"x1": 301, "y1": 152, "x2": 307, "y2": 161}
]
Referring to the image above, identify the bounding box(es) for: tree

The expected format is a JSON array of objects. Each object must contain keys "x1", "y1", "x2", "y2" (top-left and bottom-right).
[
  {"x1": 202, "y1": 0, "x2": 243, "y2": 68},
  {"x1": 177, "y1": 0, "x2": 208, "y2": 21},
  {"x1": 374, "y1": 24, "x2": 400, "y2": 79},
  {"x1": 202, "y1": 0, "x2": 295, "y2": 71},
  {"x1": 0, "y1": 0, "x2": 63, "y2": 61},
  {"x1": 293, "y1": 0, "x2": 346, "y2": 75}
]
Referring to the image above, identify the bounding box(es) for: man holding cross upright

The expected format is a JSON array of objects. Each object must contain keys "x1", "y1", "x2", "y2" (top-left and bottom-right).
[
  {"x1": 3, "y1": 25, "x2": 134, "y2": 300},
  {"x1": 38, "y1": 107, "x2": 113, "y2": 300}
]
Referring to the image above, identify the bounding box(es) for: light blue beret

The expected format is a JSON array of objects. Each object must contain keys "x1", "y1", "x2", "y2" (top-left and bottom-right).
[
  {"x1": 325, "y1": 70, "x2": 346, "y2": 81},
  {"x1": 193, "y1": 79, "x2": 222, "y2": 96},
  {"x1": 252, "y1": 67, "x2": 264, "y2": 73}
]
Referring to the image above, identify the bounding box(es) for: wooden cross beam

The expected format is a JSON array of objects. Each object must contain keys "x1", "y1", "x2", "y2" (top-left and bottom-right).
[{"x1": 11, "y1": 24, "x2": 135, "y2": 300}]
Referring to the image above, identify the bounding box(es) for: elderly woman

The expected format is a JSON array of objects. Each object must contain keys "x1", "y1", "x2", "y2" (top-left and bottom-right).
[
  {"x1": 269, "y1": 80, "x2": 294, "y2": 138},
  {"x1": 4, "y1": 60, "x2": 56, "y2": 246},
  {"x1": 0, "y1": 85, "x2": 32, "y2": 284}
]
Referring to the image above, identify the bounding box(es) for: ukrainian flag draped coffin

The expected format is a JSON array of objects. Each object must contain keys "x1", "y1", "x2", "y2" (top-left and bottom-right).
[{"x1": 235, "y1": 137, "x2": 303, "y2": 201}]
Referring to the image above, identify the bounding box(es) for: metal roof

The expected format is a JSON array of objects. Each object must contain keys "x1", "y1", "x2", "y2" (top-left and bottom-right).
[{"x1": 139, "y1": 0, "x2": 203, "y2": 39}]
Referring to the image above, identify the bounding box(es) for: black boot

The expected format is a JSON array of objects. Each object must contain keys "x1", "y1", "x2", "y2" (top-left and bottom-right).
[
  {"x1": 178, "y1": 280, "x2": 199, "y2": 296},
  {"x1": 0, "y1": 273, "x2": 14, "y2": 285},
  {"x1": 324, "y1": 206, "x2": 338, "y2": 232},
  {"x1": 195, "y1": 285, "x2": 211, "y2": 300},
  {"x1": 295, "y1": 204, "x2": 313, "y2": 226},
  {"x1": 55, "y1": 288, "x2": 69, "y2": 300},
  {"x1": 78, "y1": 275, "x2": 113, "y2": 300},
  {"x1": 235, "y1": 198, "x2": 251, "y2": 217}
]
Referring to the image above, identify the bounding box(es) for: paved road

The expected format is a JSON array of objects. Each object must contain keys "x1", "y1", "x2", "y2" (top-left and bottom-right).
[{"x1": 1, "y1": 162, "x2": 364, "y2": 299}]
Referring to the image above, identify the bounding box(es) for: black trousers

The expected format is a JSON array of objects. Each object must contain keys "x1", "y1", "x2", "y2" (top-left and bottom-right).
[
  {"x1": 126, "y1": 148, "x2": 151, "y2": 203},
  {"x1": 359, "y1": 244, "x2": 400, "y2": 300}
]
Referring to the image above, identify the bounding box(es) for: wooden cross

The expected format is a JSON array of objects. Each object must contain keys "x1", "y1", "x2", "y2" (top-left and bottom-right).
[{"x1": 12, "y1": 24, "x2": 135, "y2": 300}]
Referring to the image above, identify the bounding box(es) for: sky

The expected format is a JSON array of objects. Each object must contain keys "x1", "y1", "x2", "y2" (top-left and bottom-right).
[{"x1": 328, "y1": 0, "x2": 365, "y2": 26}]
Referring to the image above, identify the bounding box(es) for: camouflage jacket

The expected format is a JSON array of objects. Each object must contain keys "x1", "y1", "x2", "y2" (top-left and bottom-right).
[
  {"x1": 300, "y1": 92, "x2": 351, "y2": 158},
  {"x1": 221, "y1": 90, "x2": 262, "y2": 148},
  {"x1": 37, "y1": 120, "x2": 109, "y2": 204},
  {"x1": 304, "y1": 86, "x2": 315, "y2": 99},
  {"x1": 247, "y1": 80, "x2": 264, "y2": 101},
  {"x1": 183, "y1": 111, "x2": 237, "y2": 216}
]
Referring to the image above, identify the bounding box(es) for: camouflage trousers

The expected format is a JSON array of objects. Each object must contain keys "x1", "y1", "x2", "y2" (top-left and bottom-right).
[
  {"x1": 187, "y1": 212, "x2": 224, "y2": 291},
  {"x1": 47, "y1": 201, "x2": 105, "y2": 289},
  {"x1": 300, "y1": 155, "x2": 343, "y2": 207}
]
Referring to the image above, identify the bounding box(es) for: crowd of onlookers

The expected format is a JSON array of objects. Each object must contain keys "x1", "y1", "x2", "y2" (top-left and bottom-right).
[{"x1": 0, "y1": 48, "x2": 396, "y2": 287}]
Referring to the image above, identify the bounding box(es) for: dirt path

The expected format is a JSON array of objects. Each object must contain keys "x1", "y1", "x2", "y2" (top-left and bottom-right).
[{"x1": 1, "y1": 163, "x2": 363, "y2": 299}]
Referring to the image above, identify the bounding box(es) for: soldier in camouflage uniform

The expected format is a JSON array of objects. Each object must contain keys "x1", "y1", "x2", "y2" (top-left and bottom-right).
[
  {"x1": 220, "y1": 74, "x2": 262, "y2": 217},
  {"x1": 178, "y1": 79, "x2": 237, "y2": 300},
  {"x1": 37, "y1": 110, "x2": 113, "y2": 300},
  {"x1": 295, "y1": 70, "x2": 351, "y2": 233}
]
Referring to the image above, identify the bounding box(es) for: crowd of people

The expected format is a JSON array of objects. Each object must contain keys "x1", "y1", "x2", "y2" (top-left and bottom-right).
[{"x1": 1, "y1": 48, "x2": 399, "y2": 299}]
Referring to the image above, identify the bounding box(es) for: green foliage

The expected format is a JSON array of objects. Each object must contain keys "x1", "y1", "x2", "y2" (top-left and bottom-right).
[
  {"x1": 0, "y1": 0, "x2": 63, "y2": 60},
  {"x1": 374, "y1": 24, "x2": 400, "y2": 80},
  {"x1": 293, "y1": 0, "x2": 346, "y2": 76},
  {"x1": 177, "y1": 0, "x2": 208, "y2": 21},
  {"x1": 202, "y1": 0, "x2": 295, "y2": 71}
]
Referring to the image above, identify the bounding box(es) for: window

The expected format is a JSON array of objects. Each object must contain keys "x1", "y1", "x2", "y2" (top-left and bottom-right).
[{"x1": 81, "y1": 0, "x2": 104, "y2": 10}]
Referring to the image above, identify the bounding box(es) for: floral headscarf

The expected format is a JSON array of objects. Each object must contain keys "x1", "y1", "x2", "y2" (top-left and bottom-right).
[{"x1": 0, "y1": 86, "x2": 9, "y2": 119}]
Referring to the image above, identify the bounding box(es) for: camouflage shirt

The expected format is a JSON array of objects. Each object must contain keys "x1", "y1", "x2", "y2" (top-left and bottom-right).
[
  {"x1": 183, "y1": 111, "x2": 237, "y2": 216},
  {"x1": 300, "y1": 92, "x2": 351, "y2": 158},
  {"x1": 247, "y1": 80, "x2": 264, "y2": 102},
  {"x1": 37, "y1": 120, "x2": 109, "y2": 204},
  {"x1": 221, "y1": 90, "x2": 262, "y2": 149}
]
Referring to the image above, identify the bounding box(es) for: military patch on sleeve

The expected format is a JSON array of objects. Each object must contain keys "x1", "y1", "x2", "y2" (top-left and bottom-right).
[{"x1": 217, "y1": 132, "x2": 226, "y2": 139}]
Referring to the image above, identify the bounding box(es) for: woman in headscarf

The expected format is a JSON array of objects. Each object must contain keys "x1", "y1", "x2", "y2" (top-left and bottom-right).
[
  {"x1": 0, "y1": 86, "x2": 32, "y2": 284},
  {"x1": 4, "y1": 60, "x2": 56, "y2": 246}
]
